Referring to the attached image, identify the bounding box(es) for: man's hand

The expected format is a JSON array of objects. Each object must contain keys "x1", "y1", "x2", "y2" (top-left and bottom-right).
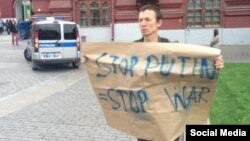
[{"x1": 215, "y1": 55, "x2": 224, "y2": 71}]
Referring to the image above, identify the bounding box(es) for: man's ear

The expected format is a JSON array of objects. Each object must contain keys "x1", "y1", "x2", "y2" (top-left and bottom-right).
[{"x1": 157, "y1": 19, "x2": 163, "y2": 27}]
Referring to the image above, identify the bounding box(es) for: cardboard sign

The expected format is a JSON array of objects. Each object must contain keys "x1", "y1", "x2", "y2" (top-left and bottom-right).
[{"x1": 82, "y1": 42, "x2": 220, "y2": 141}]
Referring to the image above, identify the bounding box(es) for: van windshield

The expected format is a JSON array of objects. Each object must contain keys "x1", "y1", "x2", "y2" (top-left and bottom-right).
[
  {"x1": 64, "y1": 24, "x2": 77, "y2": 40},
  {"x1": 37, "y1": 24, "x2": 61, "y2": 40}
]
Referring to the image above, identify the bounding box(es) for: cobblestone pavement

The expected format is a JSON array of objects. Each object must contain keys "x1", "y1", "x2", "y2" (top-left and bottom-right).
[
  {"x1": 0, "y1": 78, "x2": 136, "y2": 141},
  {"x1": 0, "y1": 33, "x2": 249, "y2": 141},
  {"x1": 0, "y1": 34, "x2": 137, "y2": 141}
]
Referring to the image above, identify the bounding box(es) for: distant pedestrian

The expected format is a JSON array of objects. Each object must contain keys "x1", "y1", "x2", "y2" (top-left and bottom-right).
[
  {"x1": 10, "y1": 20, "x2": 19, "y2": 46},
  {"x1": 0, "y1": 18, "x2": 4, "y2": 34},
  {"x1": 5, "y1": 19, "x2": 11, "y2": 35},
  {"x1": 210, "y1": 29, "x2": 219, "y2": 48}
]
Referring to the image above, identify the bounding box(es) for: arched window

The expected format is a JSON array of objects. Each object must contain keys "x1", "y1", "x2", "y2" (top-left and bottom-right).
[
  {"x1": 80, "y1": 3, "x2": 87, "y2": 26},
  {"x1": 90, "y1": 2, "x2": 100, "y2": 26},
  {"x1": 102, "y1": 2, "x2": 109, "y2": 25}
]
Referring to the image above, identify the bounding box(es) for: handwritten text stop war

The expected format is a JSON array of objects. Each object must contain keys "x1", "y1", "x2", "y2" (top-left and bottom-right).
[
  {"x1": 93, "y1": 52, "x2": 217, "y2": 113},
  {"x1": 98, "y1": 86, "x2": 210, "y2": 113}
]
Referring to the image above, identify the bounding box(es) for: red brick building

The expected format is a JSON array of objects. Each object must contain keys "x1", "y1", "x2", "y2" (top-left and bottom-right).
[
  {"x1": 0, "y1": 0, "x2": 15, "y2": 18},
  {"x1": 30, "y1": 0, "x2": 76, "y2": 21},
  {"x1": 0, "y1": 0, "x2": 31, "y2": 21},
  {"x1": 110, "y1": 0, "x2": 250, "y2": 44},
  {"x1": 112, "y1": 0, "x2": 250, "y2": 28},
  {"x1": 30, "y1": 0, "x2": 250, "y2": 28},
  {"x1": 7, "y1": 0, "x2": 250, "y2": 44}
]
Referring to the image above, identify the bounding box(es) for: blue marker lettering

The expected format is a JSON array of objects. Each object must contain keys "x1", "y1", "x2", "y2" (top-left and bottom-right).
[
  {"x1": 144, "y1": 55, "x2": 159, "y2": 76},
  {"x1": 192, "y1": 58, "x2": 198, "y2": 76},
  {"x1": 116, "y1": 90, "x2": 128, "y2": 112},
  {"x1": 110, "y1": 55, "x2": 119, "y2": 74},
  {"x1": 107, "y1": 89, "x2": 120, "y2": 110},
  {"x1": 96, "y1": 52, "x2": 111, "y2": 78},
  {"x1": 178, "y1": 56, "x2": 190, "y2": 77},
  {"x1": 198, "y1": 87, "x2": 209, "y2": 103},
  {"x1": 138, "y1": 90, "x2": 148, "y2": 113},
  {"x1": 119, "y1": 58, "x2": 129, "y2": 75},
  {"x1": 129, "y1": 91, "x2": 140, "y2": 113},
  {"x1": 129, "y1": 56, "x2": 138, "y2": 77},
  {"x1": 200, "y1": 58, "x2": 216, "y2": 80},
  {"x1": 160, "y1": 55, "x2": 175, "y2": 76}
]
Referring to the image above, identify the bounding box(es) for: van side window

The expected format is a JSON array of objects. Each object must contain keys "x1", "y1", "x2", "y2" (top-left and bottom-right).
[
  {"x1": 38, "y1": 24, "x2": 61, "y2": 40},
  {"x1": 64, "y1": 24, "x2": 77, "y2": 40}
]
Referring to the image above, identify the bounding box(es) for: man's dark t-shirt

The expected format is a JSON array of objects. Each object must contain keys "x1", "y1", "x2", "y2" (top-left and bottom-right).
[{"x1": 134, "y1": 37, "x2": 170, "y2": 43}]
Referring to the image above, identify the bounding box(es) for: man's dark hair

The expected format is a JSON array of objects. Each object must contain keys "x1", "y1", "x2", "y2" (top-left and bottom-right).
[{"x1": 139, "y1": 4, "x2": 162, "y2": 21}]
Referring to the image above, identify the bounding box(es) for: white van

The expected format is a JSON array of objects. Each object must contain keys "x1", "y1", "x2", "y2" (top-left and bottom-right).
[{"x1": 24, "y1": 18, "x2": 81, "y2": 70}]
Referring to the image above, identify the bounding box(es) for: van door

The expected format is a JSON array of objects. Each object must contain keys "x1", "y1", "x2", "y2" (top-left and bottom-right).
[
  {"x1": 37, "y1": 23, "x2": 63, "y2": 60},
  {"x1": 62, "y1": 24, "x2": 78, "y2": 59}
]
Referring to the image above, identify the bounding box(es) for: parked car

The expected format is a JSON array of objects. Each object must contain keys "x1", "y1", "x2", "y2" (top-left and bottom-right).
[{"x1": 24, "y1": 18, "x2": 81, "y2": 70}]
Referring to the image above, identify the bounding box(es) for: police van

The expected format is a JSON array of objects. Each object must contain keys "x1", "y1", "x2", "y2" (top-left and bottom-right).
[{"x1": 24, "y1": 17, "x2": 81, "y2": 70}]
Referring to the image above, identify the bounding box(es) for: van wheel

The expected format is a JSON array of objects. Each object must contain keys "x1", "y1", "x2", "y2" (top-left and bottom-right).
[
  {"x1": 24, "y1": 49, "x2": 31, "y2": 62},
  {"x1": 72, "y1": 62, "x2": 79, "y2": 69},
  {"x1": 32, "y1": 60, "x2": 39, "y2": 71}
]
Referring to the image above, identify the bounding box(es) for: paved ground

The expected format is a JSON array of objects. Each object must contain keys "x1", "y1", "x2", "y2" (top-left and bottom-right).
[
  {"x1": 0, "y1": 33, "x2": 137, "y2": 141},
  {"x1": 219, "y1": 45, "x2": 250, "y2": 63},
  {"x1": 0, "y1": 32, "x2": 249, "y2": 141}
]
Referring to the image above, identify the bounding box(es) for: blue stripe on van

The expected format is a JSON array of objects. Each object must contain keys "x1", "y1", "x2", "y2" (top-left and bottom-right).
[
  {"x1": 61, "y1": 42, "x2": 77, "y2": 47},
  {"x1": 39, "y1": 42, "x2": 77, "y2": 48},
  {"x1": 39, "y1": 43, "x2": 56, "y2": 47}
]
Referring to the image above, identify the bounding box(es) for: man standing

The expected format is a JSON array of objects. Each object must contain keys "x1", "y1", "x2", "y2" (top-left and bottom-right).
[
  {"x1": 135, "y1": 4, "x2": 223, "y2": 141},
  {"x1": 82, "y1": 4, "x2": 224, "y2": 141},
  {"x1": 210, "y1": 29, "x2": 219, "y2": 48},
  {"x1": 0, "y1": 18, "x2": 4, "y2": 34},
  {"x1": 5, "y1": 19, "x2": 10, "y2": 34}
]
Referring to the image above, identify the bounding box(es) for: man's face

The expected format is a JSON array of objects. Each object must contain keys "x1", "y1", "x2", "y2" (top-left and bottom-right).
[{"x1": 138, "y1": 10, "x2": 162, "y2": 37}]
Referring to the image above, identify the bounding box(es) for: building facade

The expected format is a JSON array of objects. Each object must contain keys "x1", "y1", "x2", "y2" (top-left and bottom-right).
[
  {"x1": 112, "y1": 0, "x2": 250, "y2": 45},
  {"x1": 0, "y1": 0, "x2": 15, "y2": 18},
  {"x1": 0, "y1": 0, "x2": 31, "y2": 21},
  {"x1": 12, "y1": 0, "x2": 250, "y2": 45},
  {"x1": 30, "y1": 0, "x2": 76, "y2": 21},
  {"x1": 74, "y1": 0, "x2": 250, "y2": 45}
]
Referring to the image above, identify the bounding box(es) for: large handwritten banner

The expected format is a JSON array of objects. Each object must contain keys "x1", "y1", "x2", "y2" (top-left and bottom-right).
[{"x1": 82, "y1": 42, "x2": 220, "y2": 141}]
